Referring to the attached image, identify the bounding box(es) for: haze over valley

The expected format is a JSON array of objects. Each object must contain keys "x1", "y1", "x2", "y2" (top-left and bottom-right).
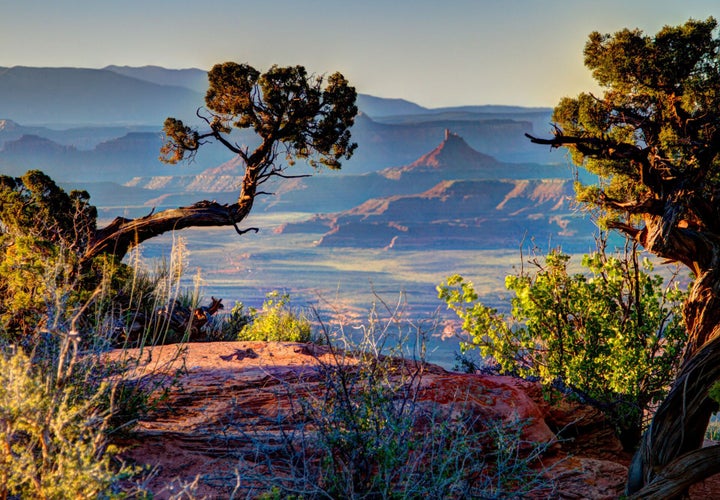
[{"x1": 0, "y1": 65, "x2": 591, "y2": 366}]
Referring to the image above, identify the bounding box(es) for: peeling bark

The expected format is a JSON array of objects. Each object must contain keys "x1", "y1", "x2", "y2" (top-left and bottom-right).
[
  {"x1": 81, "y1": 200, "x2": 253, "y2": 265},
  {"x1": 80, "y1": 162, "x2": 259, "y2": 266},
  {"x1": 626, "y1": 267, "x2": 720, "y2": 496},
  {"x1": 629, "y1": 444, "x2": 720, "y2": 499}
]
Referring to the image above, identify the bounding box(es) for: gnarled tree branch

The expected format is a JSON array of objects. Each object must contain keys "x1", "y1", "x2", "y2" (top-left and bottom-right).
[
  {"x1": 81, "y1": 199, "x2": 254, "y2": 266},
  {"x1": 525, "y1": 132, "x2": 646, "y2": 162},
  {"x1": 81, "y1": 62, "x2": 356, "y2": 266},
  {"x1": 629, "y1": 444, "x2": 720, "y2": 499}
]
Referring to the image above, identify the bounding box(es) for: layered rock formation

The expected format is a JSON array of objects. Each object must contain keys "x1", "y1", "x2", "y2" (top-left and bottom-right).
[{"x1": 111, "y1": 341, "x2": 636, "y2": 498}]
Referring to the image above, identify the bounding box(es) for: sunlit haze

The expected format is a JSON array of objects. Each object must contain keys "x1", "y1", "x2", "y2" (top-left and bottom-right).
[{"x1": 0, "y1": 0, "x2": 717, "y2": 108}]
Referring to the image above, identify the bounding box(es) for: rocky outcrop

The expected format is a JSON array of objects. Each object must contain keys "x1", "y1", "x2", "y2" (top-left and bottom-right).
[
  {"x1": 266, "y1": 131, "x2": 588, "y2": 250},
  {"x1": 110, "y1": 341, "x2": 638, "y2": 499},
  {"x1": 282, "y1": 178, "x2": 592, "y2": 250},
  {"x1": 347, "y1": 112, "x2": 550, "y2": 169},
  {"x1": 380, "y1": 130, "x2": 499, "y2": 180}
]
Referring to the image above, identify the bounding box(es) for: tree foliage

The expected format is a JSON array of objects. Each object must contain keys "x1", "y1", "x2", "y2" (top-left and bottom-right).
[
  {"x1": 0, "y1": 170, "x2": 96, "y2": 247},
  {"x1": 527, "y1": 17, "x2": 720, "y2": 496},
  {"x1": 162, "y1": 63, "x2": 356, "y2": 169},
  {"x1": 0, "y1": 171, "x2": 103, "y2": 340},
  {"x1": 529, "y1": 18, "x2": 720, "y2": 275},
  {"x1": 439, "y1": 244, "x2": 687, "y2": 450}
]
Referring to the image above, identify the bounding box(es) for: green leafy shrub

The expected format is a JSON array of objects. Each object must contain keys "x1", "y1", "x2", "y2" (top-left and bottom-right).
[
  {"x1": 206, "y1": 300, "x2": 251, "y2": 341},
  {"x1": 0, "y1": 170, "x2": 197, "y2": 349},
  {"x1": 237, "y1": 291, "x2": 312, "y2": 342},
  {"x1": 438, "y1": 243, "x2": 687, "y2": 450},
  {"x1": 0, "y1": 180, "x2": 194, "y2": 495},
  {"x1": 0, "y1": 171, "x2": 136, "y2": 347},
  {"x1": 0, "y1": 348, "x2": 130, "y2": 498},
  {"x1": 0, "y1": 257, "x2": 189, "y2": 497},
  {"x1": 303, "y1": 357, "x2": 551, "y2": 498}
]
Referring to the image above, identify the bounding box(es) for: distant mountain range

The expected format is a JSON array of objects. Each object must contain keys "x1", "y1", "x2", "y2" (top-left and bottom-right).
[
  {"x1": 123, "y1": 131, "x2": 567, "y2": 212},
  {"x1": 0, "y1": 65, "x2": 575, "y2": 248},
  {"x1": 0, "y1": 65, "x2": 550, "y2": 125},
  {"x1": 0, "y1": 65, "x2": 560, "y2": 184},
  {"x1": 0, "y1": 111, "x2": 553, "y2": 181},
  {"x1": 271, "y1": 132, "x2": 590, "y2": 251},
  {"x1": 115, "y1": 130, "x2": 589, "y2": 251},
  {"x1": 102, "y1": 65, "x2": 209, "y2": 93},
  {"x1": 0, "y1": 66, "x2": 203, "y2": 126},
  {"x1": 0, "y1": 126, "x2": 233, "y2": 181},
  {"x1": 0, "y1": 66, "x2": 555, "y2": 164}
]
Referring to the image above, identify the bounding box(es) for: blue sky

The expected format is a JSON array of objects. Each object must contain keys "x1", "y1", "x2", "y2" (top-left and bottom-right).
[{"x1": 0, "y1": 0, "x2": 717, "y2": 107}]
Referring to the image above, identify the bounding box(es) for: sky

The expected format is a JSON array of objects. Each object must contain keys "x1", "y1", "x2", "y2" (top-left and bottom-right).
[{"x1": 0, "y1": 0, "x2": 718, "y2": 108}]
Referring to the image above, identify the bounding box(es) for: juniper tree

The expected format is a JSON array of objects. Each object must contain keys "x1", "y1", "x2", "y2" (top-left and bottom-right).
[
  {"x1": 83, "y1": 62, "x2": 357, "y2": 264},
  {"x1": 527, "y1": 17, "x2": 720, "y2": 497}
]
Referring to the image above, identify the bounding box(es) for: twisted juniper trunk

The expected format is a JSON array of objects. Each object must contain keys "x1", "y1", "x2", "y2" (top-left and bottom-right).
[
  {"x1": 524, "y1": 18, "x2": 720, "y2": 494},
  {"x1": 627, "y1": 267, "x2": 720, "y2": 497},
  {"x1": 79, "y1": 159, "x2": 260, "y2": 266}
]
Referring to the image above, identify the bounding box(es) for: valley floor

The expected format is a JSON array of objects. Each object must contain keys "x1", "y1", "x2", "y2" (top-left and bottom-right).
[{"x1": 133, "y1": 219, "x2": 578, "y2": 369}]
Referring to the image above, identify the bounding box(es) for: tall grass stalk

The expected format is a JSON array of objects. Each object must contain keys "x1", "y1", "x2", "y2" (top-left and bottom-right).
[{"x1": 0, "y1": 236, "x2": 204, "y2": 497}]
